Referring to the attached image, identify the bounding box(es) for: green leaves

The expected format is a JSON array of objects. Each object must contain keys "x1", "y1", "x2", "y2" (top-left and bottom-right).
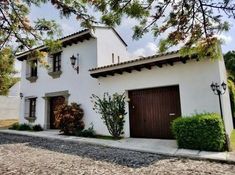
[
  {"x1": 54, "y1": 102, "x2": 85, "y2": 135},
  {"x1": 224, "y1": 51, "x2": 235, "y2": 118},
  {"x1": 0, "y1": 47, "x2": 15, "y2": 95},
  {"x1": 172, "y1": 113, "x2": 226, "y2": 151},
  {"x1": 91, "y1": 93, "x2": 126, "y2": 138},
  {"x1": 124, "y1": 1, "x2": 149, "y2": 19},
  {"x1": 101, "y1": 13, "x2": 122, "y2": 26}
]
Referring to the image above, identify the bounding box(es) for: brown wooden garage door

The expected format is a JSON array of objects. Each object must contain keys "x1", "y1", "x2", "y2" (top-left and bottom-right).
[{"x1": 129, "y1": 85, "x2": 181, "y2": 139}]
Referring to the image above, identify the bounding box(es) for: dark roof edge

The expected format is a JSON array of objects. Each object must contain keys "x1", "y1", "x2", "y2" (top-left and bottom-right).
[
  {"x1": 89, "y1": 51, "x2": 180, "y2": 72},
  {"x1": 89, "y1": 51, "x2": 200, "y2": 78},
  {"x1": 16, "y1": 29, "x2": 92, "y2": 61},
  {"x1": 16, "y1": 26, "x2": 127, "y2": 61}
]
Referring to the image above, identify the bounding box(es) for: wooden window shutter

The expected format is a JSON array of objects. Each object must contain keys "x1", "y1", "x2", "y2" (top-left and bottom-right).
[
  {"x1": 48, "y1": 55, "x2": 53, "y2": 73},
  {"x1": 24, "y1": 98, "x2": 30, "y2": 118}
]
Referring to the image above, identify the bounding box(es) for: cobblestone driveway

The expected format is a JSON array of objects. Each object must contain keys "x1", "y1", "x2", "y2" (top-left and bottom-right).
[{"x1": 0, "y1": 133, "x2": 235, "y2": 175}]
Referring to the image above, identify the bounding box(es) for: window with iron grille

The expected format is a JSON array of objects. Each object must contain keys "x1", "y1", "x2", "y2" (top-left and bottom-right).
[
  {"x1": 52, "y1": 52, "x2": 61, "y2": 72},
  {"x1": 29, "y1": 98, "x2": 36, "y2": 118},
  {"x1": 31, "y1": 60, "x2": 37, "y2": 77}
]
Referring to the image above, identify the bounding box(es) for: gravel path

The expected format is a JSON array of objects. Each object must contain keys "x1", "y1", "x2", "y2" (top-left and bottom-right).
[{"x1": 0, "y1": 133, "x2": 235, "y2": 175}]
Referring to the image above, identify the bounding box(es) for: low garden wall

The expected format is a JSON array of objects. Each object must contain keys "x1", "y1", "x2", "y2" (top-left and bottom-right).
[{"x1": 0, "y1": 96, "x2": 20, "y2": 120}]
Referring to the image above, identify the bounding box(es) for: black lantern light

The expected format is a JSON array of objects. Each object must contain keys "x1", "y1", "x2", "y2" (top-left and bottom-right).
[
  {"x1": 210, "y1": 81, "x2": 230, "y2": 151},
  {"x1": 20, "y1": 92, "x2": 24, "y2": 99},
  {"x1": 70, "y1": 55, "x2": 76, "y2": 67},
  {"x1": 221, "y1": 82, "x2": 227, "y2": 91},
  {"x1": 70, "y1": 54, "x2": 79, "y2": 74},
  {"x1": 210, "y1": 81, "x2": 227, "y2": 119}
]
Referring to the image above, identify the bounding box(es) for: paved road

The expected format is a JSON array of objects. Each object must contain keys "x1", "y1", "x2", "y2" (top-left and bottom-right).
[{"x1": 0, "y1": 133, "x2": 235, "y2": 175}]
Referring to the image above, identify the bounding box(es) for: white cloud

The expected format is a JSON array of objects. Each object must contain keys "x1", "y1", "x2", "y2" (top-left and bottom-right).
[
  {"x1": 130, "y1": 42, "x2": 158, "y2": 58},
  {"x1": 132, "y1": 48, "x2": 146, "y2": 57},
  {"x1": 61, "y1": 22, "x2": 77, "y2": 35},
  {"x1": 146, "y1": 42, "x2": 158, "y2": 54}
]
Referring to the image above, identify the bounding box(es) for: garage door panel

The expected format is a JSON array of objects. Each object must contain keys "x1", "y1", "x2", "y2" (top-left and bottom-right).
[{"x1": 129, "y1": 85, "x2": 181, "y2": 139}]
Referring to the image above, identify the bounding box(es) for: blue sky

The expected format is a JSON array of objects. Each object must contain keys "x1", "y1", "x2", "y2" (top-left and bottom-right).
[{"x1": 15, "y1": 3, "x2": 235, "y2": 73}]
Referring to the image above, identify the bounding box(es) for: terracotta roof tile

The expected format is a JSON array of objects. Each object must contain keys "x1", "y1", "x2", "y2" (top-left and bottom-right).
[{"x1": 89, "y1": 50, "x2": 179, "y2": 72}]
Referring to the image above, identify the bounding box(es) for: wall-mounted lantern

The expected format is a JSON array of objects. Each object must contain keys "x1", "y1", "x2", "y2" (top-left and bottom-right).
[
  {"x1": 20, "y1": 92, "x2": 24, "y2": 99},
  {"x1": 70, "y1": 54, "x2": 79, "y2": 74}
]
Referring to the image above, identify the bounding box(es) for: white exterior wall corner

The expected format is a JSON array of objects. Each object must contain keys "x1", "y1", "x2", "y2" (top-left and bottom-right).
[
  {"x1": 96, "y1": 58, "x2": 232, "y2": 137},
  {"x1": 19, "y1": 38, "x2": 100, "y2": 129},
  {"x1": 92, "y1": 28, "x2": 129, "y2": 67},
  {"x1": 216, "y1": 56, "x2": 234, "y2": 136}
]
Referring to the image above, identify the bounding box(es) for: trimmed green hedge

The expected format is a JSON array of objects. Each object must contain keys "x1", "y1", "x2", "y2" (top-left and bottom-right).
[{"x1": 172, "y1": 113, "x2": 226, "y2": 151}]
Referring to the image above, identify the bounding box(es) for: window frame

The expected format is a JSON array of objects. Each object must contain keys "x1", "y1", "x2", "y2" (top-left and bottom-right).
[
  {"x1": 30, "y1": 60, "x2": 37, "y2": 77},
  {"x1": 29, "y1": 98, "x2": 37, "y2": 118},
  {"x1": 52, "y1": 52, "x2": 61, "y2": 72}
]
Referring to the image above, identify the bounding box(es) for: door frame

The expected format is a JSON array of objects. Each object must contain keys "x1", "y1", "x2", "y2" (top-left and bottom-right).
[
  {"x1": 128, "y1": 85, "x2": 182, "y2": 139},
  {"x1": 42, "y1": 90, "x2": 70, "y2": 129}
]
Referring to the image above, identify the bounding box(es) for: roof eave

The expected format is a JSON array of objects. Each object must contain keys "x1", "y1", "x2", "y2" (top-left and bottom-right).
[
  {"x1": 90, "y1": 52, "x2": 199, "y2": 78},
  {"x1": 16, "y1": 30, "x2": 94, "y2": 61}
]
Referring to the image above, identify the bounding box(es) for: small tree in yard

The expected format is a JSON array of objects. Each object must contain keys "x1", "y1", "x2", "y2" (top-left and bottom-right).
[
  {"x1": 91, "y1": 93, "x2": 126, "y2": 139},
  {"x1": 54, "y1": 103, "x2": 84, "y2": 135}
]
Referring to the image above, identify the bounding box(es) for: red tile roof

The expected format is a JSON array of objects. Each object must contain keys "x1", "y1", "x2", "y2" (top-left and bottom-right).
[{"x1": 89, "y1": 50, "x2": 179, "y2": 72}]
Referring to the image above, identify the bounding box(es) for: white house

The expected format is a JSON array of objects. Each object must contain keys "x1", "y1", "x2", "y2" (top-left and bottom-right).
[{"x1": 17, "y1": 26, "x2": 233, "y2": 139}]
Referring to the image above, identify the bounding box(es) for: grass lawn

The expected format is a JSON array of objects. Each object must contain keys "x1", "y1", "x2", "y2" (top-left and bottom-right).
[
  {"x1": 0, "y1": 119, "x2": 18, "y2": 129},
  {"x1": 95, "y1": 135, "x2": 122, "y2": 140},
  {"x1": 231, "y1": 130, "x2": 235, "y2": 151}
]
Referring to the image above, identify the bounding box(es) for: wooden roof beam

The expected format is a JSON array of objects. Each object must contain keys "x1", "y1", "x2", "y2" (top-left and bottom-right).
[
  {"x1": 125, "y1": 69, "x2": 132, "y2": 73},
  {"x1": 156, "y1": 63, "x2": 163, "y2": 68},
  {"x1": 168, "y1": 61, "x2": 174, "y2": 66},
  {"x1": 181, "y1": 59, "x2": 187, "y2": 64}
]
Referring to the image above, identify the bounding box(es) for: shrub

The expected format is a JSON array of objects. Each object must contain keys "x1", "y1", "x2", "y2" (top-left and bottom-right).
[
  {"x1": 32, "y1": 124, "x2": 43, "y2": 131},
  {"x1": 172, "y1": 113, "x2": 226, "y2": 151},
  {"x1": 76, "y1": 124, "x2": 96, "y2": 137},
  {"x1": 18, "y1": 123, "x2": 32, "y2": 131},
  {"x1": 9, "y1": 122, "x2": 19, "y2": 130},
  {"x1": 54, "y1": 102, "x2": 85, "y2": 135},
  {"x1": 91, "y1": 93, "x2": 126, "y2": 139}
]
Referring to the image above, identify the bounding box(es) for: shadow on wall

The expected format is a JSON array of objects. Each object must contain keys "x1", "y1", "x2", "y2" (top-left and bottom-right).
[{"x1": 0, "y1": 133, "x2": 174, "y2": 168}]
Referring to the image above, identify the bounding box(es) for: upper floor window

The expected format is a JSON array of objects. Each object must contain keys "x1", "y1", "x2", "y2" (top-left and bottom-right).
[
  {"x1": 31, "y1": 60, "x2": 38, "y2": 77},
  {"x1": 48, "y1": 52, "x2": 62, "y2": 78},
  {"x1": 52, "y1": 52, "x2": 61, "y2": 72},
  {"x1": 26, "y1": 59, "x2": 38, "y2": 83}
]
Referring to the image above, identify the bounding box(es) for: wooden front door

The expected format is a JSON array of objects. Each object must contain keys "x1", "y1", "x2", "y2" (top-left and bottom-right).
[
  {"x1": 50, "y1": 96, "x2": 65, "y2": 129},
  {"x1": 129, "y1": 85, "x2": 181, "y2": 139}
]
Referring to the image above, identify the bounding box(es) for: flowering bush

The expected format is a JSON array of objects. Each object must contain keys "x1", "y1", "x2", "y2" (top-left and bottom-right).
[
  {"x1": 91, "y1": 93, "x2": 126, "y2": 139},
  {"x1": 54, "y1": 102, "x2": 84, "y2": 135}
]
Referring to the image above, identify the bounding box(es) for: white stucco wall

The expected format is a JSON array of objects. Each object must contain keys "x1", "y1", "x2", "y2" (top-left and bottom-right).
[
  {"x1": 217, "y1": 57, "x2": 234, "y2": 135},
  {"x1": 93, "y1": 27, "x2": 129, "y2": 66},
  {"x1": 0, "y1": 96, "x2": 20, "y2": 120},
  {"x1": 8, "y1": 81, "x2": 20, "y2": 97},
  {"x1": 19, "y1": 28, "x2": 130, "y2": 130},
  {"x1": 19, "y1": 38, "x2": 99, "y2": 127},
  {"x1": 0, "y1": 82, "x2": 20, "y2": 120},
  {"x1": 95, "y1": 58, "x2": 233, "y2": 137}
]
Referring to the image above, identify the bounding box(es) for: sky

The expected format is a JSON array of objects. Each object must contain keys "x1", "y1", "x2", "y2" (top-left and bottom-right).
[{"x1": 14, "y1": 2, "x2": 235, "y2": 74}]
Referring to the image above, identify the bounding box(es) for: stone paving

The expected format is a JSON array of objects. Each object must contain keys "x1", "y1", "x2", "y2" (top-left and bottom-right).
[
  {"x1": 0, "y1": 129, "x2": 234, "y2": 162},
  {"x1": 0, "y1": 133, "x2": 235, "y2": 175}
]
